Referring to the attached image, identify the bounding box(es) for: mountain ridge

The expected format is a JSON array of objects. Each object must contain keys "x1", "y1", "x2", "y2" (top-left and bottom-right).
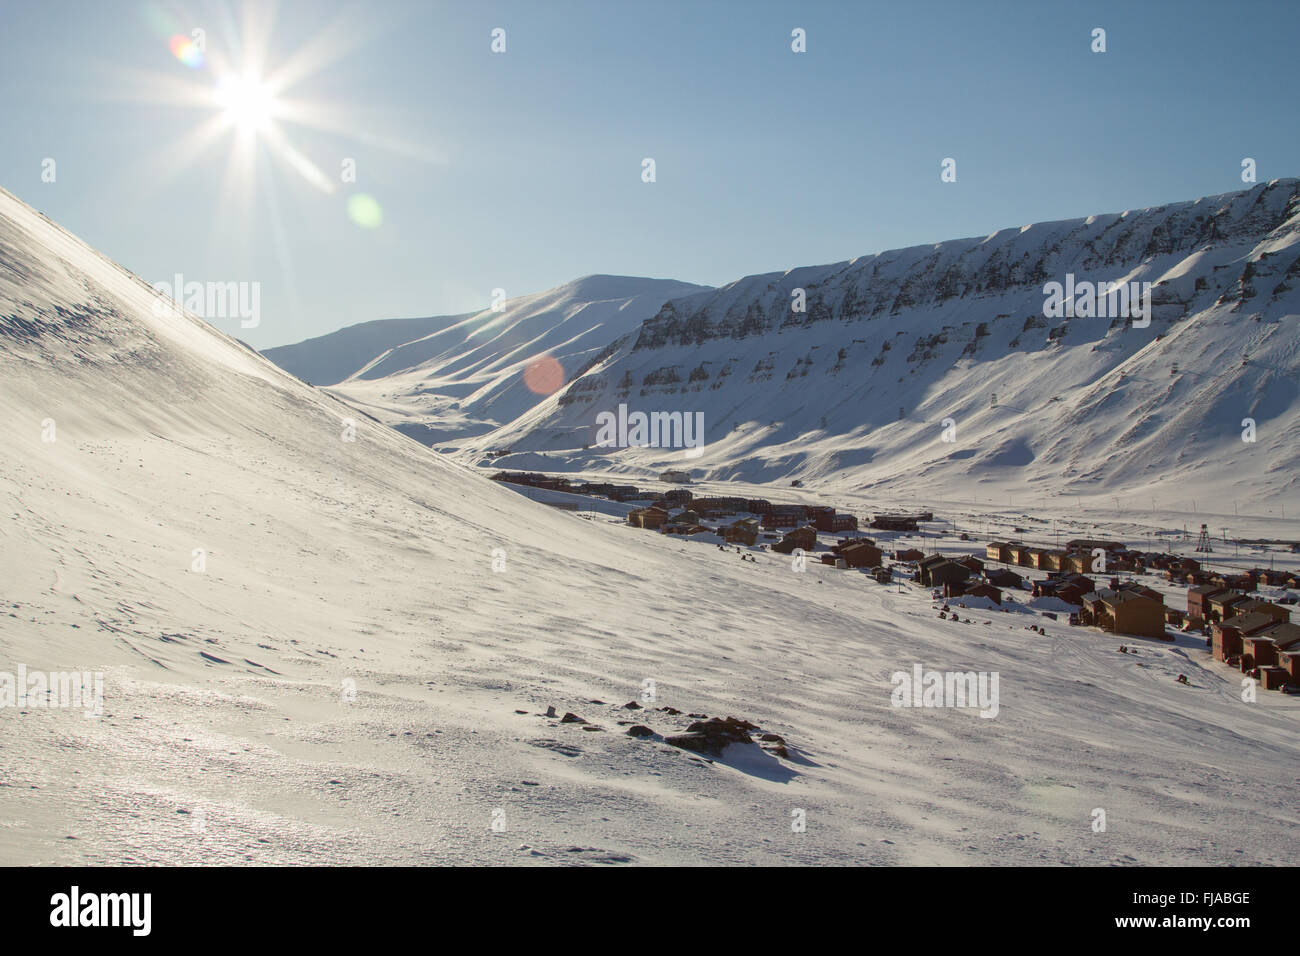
[{"x1": 470, "y1": 179, "x2": 1300, "y2": 507}]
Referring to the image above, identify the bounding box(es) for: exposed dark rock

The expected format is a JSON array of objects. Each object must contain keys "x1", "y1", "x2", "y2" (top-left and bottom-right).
[
  {"x1": 626, "y1": 725, "x2": 655, "y2": 737},
  {"x1": 665, "y1": 716, "x2": 759, "y2": 756},
  {"x1": 560, "y1": 712, "x2": 586, "y2": 723}
]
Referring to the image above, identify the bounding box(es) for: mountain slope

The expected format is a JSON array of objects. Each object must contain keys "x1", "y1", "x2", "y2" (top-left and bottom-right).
[
  {"x1": 479, "y1": 180, "x2": 1300, "y2": 508},
  {"x1": 261, "y1": 313, "x2": 472, "y2": 387},
  {"x1": 266, "y1": 274, "x2": 707, "y2": 450}
]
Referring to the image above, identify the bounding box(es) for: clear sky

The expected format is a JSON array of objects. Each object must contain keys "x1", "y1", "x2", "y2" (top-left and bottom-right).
[{"x1": 1, "y1": 0, "x2": 1296, "y2": 349}]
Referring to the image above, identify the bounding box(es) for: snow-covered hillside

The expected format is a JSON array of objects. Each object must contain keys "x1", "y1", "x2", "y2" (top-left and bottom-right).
[
  {"x1": 261, "y1": 312, "x2": 471, "y2": 388},
  {"x1": 266, "y1": 275, "x2": 706, "y2": 450},
  {"x1": 3, "y1": 186, "x2": 1298, "y2": 867},
  {"x1": 480, "y1": 181, "x2": 1300, "y2": 510}
]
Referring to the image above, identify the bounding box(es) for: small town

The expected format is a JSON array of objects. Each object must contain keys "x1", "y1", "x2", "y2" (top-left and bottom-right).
[{"x1": 492, "y1": 470, "x2": 1300, "y2": 694}]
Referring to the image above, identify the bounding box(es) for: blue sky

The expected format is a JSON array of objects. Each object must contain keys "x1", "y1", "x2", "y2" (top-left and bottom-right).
[{"x1": 1, "y1": 0, "x2": 1296, "y2": 348}]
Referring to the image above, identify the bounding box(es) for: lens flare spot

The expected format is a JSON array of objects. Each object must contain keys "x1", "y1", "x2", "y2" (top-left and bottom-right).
[
  {"x1": 523, "y1": 355, "x2": 565, "y2": 395},
  {"x1": 347, "y1": 193, "x2": 384, "y2": 229},
  {"x1": 169, "y1": 35, "x2": 205, "y2": 69}
]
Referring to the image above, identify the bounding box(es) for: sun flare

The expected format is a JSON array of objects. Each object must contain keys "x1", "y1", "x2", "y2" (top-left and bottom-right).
[{"x1": 213, "y1": 73, "x2": 277, "y2": 133}]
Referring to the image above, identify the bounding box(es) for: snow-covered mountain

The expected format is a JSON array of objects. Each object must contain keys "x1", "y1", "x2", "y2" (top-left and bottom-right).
[
  {"x1": 480, "y1": 180, "x2": 1300, "y2": 508},
  {"x1": 264, "y1": 275, "x2": 706, "y2": 450},
  {"x1": 261, "y1": 312, "x2": 471, "y2": 387}
]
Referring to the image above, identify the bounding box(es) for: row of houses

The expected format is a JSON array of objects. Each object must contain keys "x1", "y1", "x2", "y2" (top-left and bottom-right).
[
  {"x1": 985, "y1": 541, "x2": 1126, "y2": 574},
  {"x1": 760, "y1": 505, "x2": 859, "y2": 532},
  {"x1": 1186, "y1": 586, "x2": 1293, "y2": 627},
  {"x1": 489, "y1": 472, "x2": 648, "y2": 502},
  {"x1": 493, "y1": 471, "x2": 869, "y2": 532},
  {"x1": 986, "y1": 535, "x2": 1298, "y2": 594},
  {"x1": 1207, "y1": 596, "x2": 1300, "y2": 690},
  {"x1": 1182, "y1": 585, "x2": 1300, "y2": 690},
  {"x1": 981, "y1": 541, "x2": 1181, "y2": 638},
  {"x1": 909, "y1": 553, "x2": 1011, "y2": 605},
  {"x1": 869, "y1": 513, "x2": 932, "y2": 532},
  {"x1": 496, "y1": 471, "x2": 954, "y2": 538},
  {"x1": 1175, "y1": 566, "x2": 1298, "y2": 591}
]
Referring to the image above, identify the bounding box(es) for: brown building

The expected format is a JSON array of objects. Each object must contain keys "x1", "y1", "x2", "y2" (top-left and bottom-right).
[
  {"x1": 828, "y1": 514, "x2": 859, "y2": 532},
  {"x1": 723, "y1": 517, "x2": 760, "y2": 546},
  {"x1": 1278, "y1": 647, "x2": 1300, "y2": 685},
  {"x1": 926, "y1": 560, "x2": 972, "y2": 589},
  {"x1": 1257, "y1": 666, "x2": 1291, "y2": 691},
  {"x1": 1081, "y1": 589, "x2": 1166, "y2": 639},
  {"x1": 1062, "y1": 552, "x2": 1097, "y2": 575},
  {"x1": 870, "y1": 515, "x2": 920, "y2": 532},
  {"x1": 691, "y1": 496, "x2": 748, "y2": 517},
  {"x1": 663, "y1": 488, "x2": 693, "y2": 506},
  {"x1": 812, "y1": 509, "x2": 858, "y2": 532},
  {"x1": 837, "y1": 539, "x2": 883, "y2": 569},
  {"x1": 761, "y1": 507, "x2": 807, "y2": 530},
  {"x1": 771, "y1": 526, "x2": 818, "y2": 555},
  {"x1": 1209, "y1": 573, "x2": 1256, "y2": 593},
  {"x1": 1067, "y1": 539, "x2": 1125, "y2": 553},
  {"x1": 1117, "y1": 582, "x2": 1165, "y2": 603},
  {"x1": 1225, "y1": 599, "x2": 1290, "y2": 625},
  {"x1": 995, "y1": 542, "x2": 1022, "y2": 564},
  {"x1": 1257, "y1": 569, "x2": 1295, "y2": 587},
  {"x1": 894, "y1": 548, "x2": 925, "y2": 562},
  {"x1": 984, "y1": 568, "x2": 1023, "y2": 589},
  {"x1": 1211, "y1": 612, "x2": 1279, "y2": 663},
  {"x1": 1186, "y1": 585, "x2": 1227, "y2": 625},
  {"x1": 915, "y1": 554, "x2": 948, "y2": 585},
  {"x1": 1206, "y1": 591, "x2": 1250, "y2": 624},
  {"x1": 1035, "y1": 572, "x2": 1094, "y2": 605},
  {"x1": 1026, "y1": 549, "x2": 1055, "y2": 571},
  {"x1": 947, "y1": 581, "x2": 1002, "y2": 605},
  {"x1": 627, "y1": 506, "x2": 668, "y2": 530},
  {"x1": 1241, "y1": 622, "x2": 1300, "y2": 672}
]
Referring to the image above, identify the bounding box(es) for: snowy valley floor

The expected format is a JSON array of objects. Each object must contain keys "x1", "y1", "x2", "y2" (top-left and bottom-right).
[{"x1": 2, "y1": 416, "x2": 1298, "y2": 865}]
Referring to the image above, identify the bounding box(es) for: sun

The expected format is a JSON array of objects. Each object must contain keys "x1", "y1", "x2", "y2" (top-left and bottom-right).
[{"x1": 213, "y1": 73, "x2": 277, "y2": 133}]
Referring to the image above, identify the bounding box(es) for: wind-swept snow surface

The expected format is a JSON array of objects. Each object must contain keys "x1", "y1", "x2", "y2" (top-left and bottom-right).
[{"x1": 1, "y1": 187, "x2": 1297, "y2": 866}]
